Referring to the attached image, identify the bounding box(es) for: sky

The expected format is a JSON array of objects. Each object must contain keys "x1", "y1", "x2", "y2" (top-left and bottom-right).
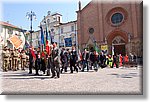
[{"x1": 1, "y1": 0, "x2": 91, "y2": 31}]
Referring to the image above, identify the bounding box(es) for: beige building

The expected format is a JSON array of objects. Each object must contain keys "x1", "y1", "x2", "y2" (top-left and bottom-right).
[
  {"x1": 55, "y1": 21, "x2": 77, "y2": 49},
  {"x1": 39, "y1": 11, "x2": 77, "y2": 49},
  {"x1": 40, "y1": 11, "x2": 62, "y2": 46},
  {"x1": 0, "y1": 21, "x2": 26, "y2": 49}
]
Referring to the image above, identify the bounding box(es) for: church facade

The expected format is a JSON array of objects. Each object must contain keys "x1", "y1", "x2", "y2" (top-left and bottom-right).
[{"x1": 77, "y1": 0, "x2": 143, "y2": 57}]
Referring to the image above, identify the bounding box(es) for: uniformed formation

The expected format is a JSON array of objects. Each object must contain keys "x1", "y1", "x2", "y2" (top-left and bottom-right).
[
  {"x1": 2, "y1": 46, "x2": 28, "y2": 72},
  {"x1": 1, "y1": 42, "x2": 138, "y2": 79}
]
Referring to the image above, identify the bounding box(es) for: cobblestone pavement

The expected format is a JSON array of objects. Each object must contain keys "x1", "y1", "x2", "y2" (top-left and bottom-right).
[{"x1": 0, "y1": 66, "x2": 142, "y2": 95}]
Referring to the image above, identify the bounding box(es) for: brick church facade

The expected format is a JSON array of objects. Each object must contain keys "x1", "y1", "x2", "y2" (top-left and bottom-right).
[{"x1": 77, "y1": 0, "x2": 143, "y2": 56}]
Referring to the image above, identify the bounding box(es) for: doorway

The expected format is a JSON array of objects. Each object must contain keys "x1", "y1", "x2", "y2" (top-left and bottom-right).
[
  {"x1": 114, "y1": 44, "x2": 125, "y2": 56},
  {"x1": 112, "y1": 36, "x2": 126, "y2": 56}
]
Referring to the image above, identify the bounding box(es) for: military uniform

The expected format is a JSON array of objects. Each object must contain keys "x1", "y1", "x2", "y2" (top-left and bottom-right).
[
  {"x1": 21, "y1": 51, "x2": 26, "y2": 70},
  {"x1": 9, "y1": 49, "x2": 13, "y2": 70},
  {"x1": 51, "y1": 47, "x2": 60, "y2": 78},
  {"x1": 2, "y1": 47, "x2": 10, "y2": 71},
  {"x1": 13, "y1": 49, "x2": 18, "y2": 71},
  {"x1": 17, "y1": 50, "x2": 20, "y2": 70}
]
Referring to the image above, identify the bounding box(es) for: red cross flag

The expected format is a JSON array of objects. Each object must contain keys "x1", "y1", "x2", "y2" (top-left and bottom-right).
[{"x1": 8, "y1": 35, "x2": 22, "y2": 49}]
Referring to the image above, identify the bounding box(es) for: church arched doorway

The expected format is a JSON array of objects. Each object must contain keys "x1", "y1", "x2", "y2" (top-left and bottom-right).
[
  {"x1": 112, "y1": 36, "x2": 126, "y2": 56},
  {"x1": 106, "y1": 30, "x2": 128, "y2": 56}
]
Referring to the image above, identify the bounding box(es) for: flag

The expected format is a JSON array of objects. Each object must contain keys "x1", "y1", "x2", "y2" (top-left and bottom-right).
[
  {"x1": 40, "y1": 26, "x2": 45, "y2": 46},
  {"x1": 8, "y1": 35, "x2": 22, "y2": 49},
  {"x1": 94, "y1": 42, "x2": 100, "y2": 54},
  {"x1": 45, "y1": 27, "x2": 50, "y2": 55},
  {"x1": 49, "y1": 30, "x2": 53, "y2": 44},
  {"x1": 30, "y1": 48, "x2": 36, "y2": 60},
  {"x1": 78, "y1": 49, "x2": 82, "y2": 61}
]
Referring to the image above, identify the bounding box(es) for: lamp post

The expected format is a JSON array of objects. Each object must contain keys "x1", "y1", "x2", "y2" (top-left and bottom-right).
[{"x1": 26, "y1": 11, "x2": 36, "y2": 47}]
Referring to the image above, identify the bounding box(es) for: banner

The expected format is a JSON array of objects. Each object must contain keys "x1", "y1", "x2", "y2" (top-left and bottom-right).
[
  {"x1": 101, "y1": 45, "x2": 108, "y2": 55},
  {"x1": 40, "y1": 26, "x2": 45, "y2": 46},
  {"x1": 8, "y1": 35, "x2": 22, "y2": 49}
]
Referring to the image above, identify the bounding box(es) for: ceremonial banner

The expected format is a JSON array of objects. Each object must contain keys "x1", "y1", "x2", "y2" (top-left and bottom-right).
[
  {"x1": 8, "y1": 35, "x2": 22, "y2": 49},
  {"x1": 101, "y1": 45, "x2": 108, "y2": 55}
]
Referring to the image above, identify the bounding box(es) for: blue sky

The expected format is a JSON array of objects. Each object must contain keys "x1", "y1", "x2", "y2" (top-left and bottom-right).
[{"x1": 1, "y1": 0, "x2": 91, "y2": 31}]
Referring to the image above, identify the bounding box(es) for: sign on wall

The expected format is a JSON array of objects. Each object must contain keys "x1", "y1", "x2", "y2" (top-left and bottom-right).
[{"x1": 65, "y1": 38, "x2": 72, "y2": 47}]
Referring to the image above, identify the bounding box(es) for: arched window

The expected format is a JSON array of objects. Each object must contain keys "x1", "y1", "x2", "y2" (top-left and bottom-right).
[{"x1": 111, "y1": 13, "x2": 124, "y2": 25}]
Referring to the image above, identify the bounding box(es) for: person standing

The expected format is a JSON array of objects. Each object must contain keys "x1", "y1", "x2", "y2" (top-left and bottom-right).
[
  {"x1": 9, "y1": 49, "x2": 14, "y2": 70},
  {"x1": 21, "y1": 50, "x2": 26, "y2": 70},
  {"x1": 70, "y1": 46, "x2": 78, "y2": 73},
  {"x1": 124, "y1": 54, "x2": 129, "y2": 63},
  {"x1": 8, "y1": 48, "x2": 11, "y2": 70},
  {"x1": 17, "y1": 49, "x2": 20, "y2": 70},
  {"x1": 41, "y1": 50, "x2": 47, "y2": 74},
  {"x1": 119, "y1": 54, "x2": 123, "y2": 67},
  {"x1": 51, "y1": 42, "x2": 60, "y2": 78},
  {"x1": 13, "y1": 48, "x2": 19, "y2": 71},
  {"x1": 29, "y1": 47, "x2": 34, "y2": 74},
  {"x1": 99, "y1": 52, "x2": 104, "y2": 68},
  {"x1": 34, "y1": 50, "x2": 40, "y2": 75},
  {"x1": 108, "y1": 55, "x2": 113, "y2": 68},
  {"x1": 66, "y1": 49, "x2": 70, "y2": 71},
  {"x1": 81, "y1": 48, "x2": 89, "y2": 72},
  {"x1": 111, "y1": 54, "x2": 119, "y2": 68},
  {"x1": 2, "y1": 46, "x2": 10, "y2": 72},
  {"x1": 46, "y1": 45, "x2": 53, "y2": 76},
  {"x1": 60, "y1": 48, "x2": 68, "y2": 73}
]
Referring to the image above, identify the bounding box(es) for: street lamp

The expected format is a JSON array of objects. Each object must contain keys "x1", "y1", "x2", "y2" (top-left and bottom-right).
[{"x1": 26, "y1": 11, "x2": 36, "y2": 46}]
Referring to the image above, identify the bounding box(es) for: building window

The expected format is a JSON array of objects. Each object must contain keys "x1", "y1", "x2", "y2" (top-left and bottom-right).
[
  {"x1": 89, "y1": 28, "x2": 94, "y2": 34},
  {"x1": 8, "y1": 29, "x2": 13, "y2": 34},
  {"x1": 58, "y1": 16, "x2": 60, "y2": 22},
  {"x1": 51, "y1": 28, "x2": 54, "y2": 32},
  {"x1": 53, "y1": 17, "x2": 56, "y2": 21},
  {"x1": 71, "y1": 26, "x2": 74, "y2": 31},
  {"x1": 47, "y1": 19, "x2": 50, "y2": 24},
  {"x1": 61, "y1": 28, "x2": 63, "y2": 33},
  {"x1": 111, "y1": 13, "x2": 124, "y2": 25}
]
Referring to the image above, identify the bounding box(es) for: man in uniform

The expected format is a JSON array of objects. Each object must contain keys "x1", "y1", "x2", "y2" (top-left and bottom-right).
[
  {"x1": 8, "y1": 48, "x2": 13, "y2": 70},
  {"x1": 51, "y1": 42, "x2": 60, "y2": 78},
  {"x1": 7, "y1": 48, "x2": 11, "y2": 70},
  {"x1": 17, "y1": 49, "x2": 20, "y2": 70},
  {"x1": 2, "y1": 46, "x2": 10, "y2": 72},
  {"x1": 21, "y1": 50, "x2": 26, "y2": 70},
  {"x1": 13, "y1": 48, "x2": 18, "y2": 71}
]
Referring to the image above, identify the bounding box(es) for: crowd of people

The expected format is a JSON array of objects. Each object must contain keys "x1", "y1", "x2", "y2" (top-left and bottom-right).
[{"x1": 1, "y1": 42, "x2": 138, "y2": 79}]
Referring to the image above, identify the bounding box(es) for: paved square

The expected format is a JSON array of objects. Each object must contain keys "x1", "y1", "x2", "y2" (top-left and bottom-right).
[{"x1": 0, "y1": 67, "x2": 142, "y2": 95}]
